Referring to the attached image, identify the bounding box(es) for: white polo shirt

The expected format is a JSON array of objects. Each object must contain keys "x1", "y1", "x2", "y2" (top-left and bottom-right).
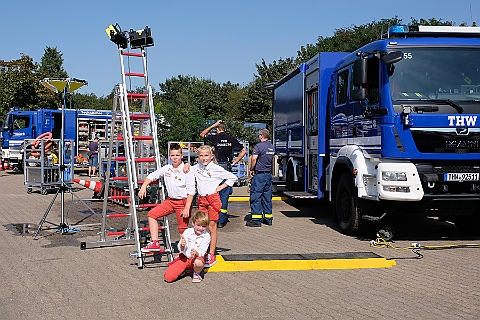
[
  {"x1": 192, "y1": 162, "x2": 237, "y2": 196},
  {"x1": 178, "y1": 227, "x2": 210, "y2": 259},
  {"x1": 146, "y1": 163, "x2": 195, "y2": 199}
]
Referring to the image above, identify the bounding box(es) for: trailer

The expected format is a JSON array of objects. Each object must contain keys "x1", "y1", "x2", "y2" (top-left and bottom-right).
[{"x1": 272, "y1": 25, "x2": 480, "y2": 238}]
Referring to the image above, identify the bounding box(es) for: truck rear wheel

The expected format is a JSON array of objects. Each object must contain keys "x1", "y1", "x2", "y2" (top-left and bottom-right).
[{"x1": 335, "y1": 173, "x2": 363, "y2": 235}]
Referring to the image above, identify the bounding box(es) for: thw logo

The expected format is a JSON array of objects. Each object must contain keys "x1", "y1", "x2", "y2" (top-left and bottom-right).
[{"x1": 447, "y1": 116, "x2": 478, "y2": 126}]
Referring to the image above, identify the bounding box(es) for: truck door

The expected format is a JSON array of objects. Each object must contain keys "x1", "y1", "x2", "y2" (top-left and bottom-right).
[
  {"x1": 351, "y1": 57, "x2": 381, "y2": 152},
  {"x1": 42, "y1": 110, "x2": 54, "y2": 137},
  {"x1": 331, "y1": 67, "x2": 355, "y2": 147},
  {"x1": 8, "y1": 113, "x2": 33, "y2": 142}
]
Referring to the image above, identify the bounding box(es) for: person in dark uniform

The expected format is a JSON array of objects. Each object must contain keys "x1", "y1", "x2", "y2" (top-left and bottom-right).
[
  {"x1": 246, "y1": 129, "x2": 275, "y2": 227},
  {"x1": 200, "y1": 120, "x2": 247, "y2": 228}
]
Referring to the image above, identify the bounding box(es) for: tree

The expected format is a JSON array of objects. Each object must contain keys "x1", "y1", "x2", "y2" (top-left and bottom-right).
[
  {"x1": 0, "y1": 54, "x2": 40, "y2": 119},
  {"x1": 38, "y1": 47, "x2": 68, "y2": 79},
  {"x1": 37, "y1": 47, "x2": 69, "y2": 109}
]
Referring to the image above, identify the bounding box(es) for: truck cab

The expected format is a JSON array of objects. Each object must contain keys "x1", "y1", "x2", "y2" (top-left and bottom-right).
[{"x1": 1, "y1": 108, "x2": 69, "y2": 170}]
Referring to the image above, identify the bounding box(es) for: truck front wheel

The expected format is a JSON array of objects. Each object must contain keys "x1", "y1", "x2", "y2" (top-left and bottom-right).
[
  {"x1": 335, "y1": 173, "x2": 363, "y2": 235},
  {"x1": 454, "y1": 212, "x2": 480, "y2": 235}
]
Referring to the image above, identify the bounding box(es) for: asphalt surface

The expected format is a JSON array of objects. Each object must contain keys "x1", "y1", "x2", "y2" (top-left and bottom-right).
[{"x1": 0, "y1": 169, "x2": 479, "y2": 319}]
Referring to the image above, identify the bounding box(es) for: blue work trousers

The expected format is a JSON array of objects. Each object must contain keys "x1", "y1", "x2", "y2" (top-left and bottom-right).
[
  {"x1": 218, "y1": 185, "x2": 232, "y2": 224},
  {"x1": 249, "y1": 173, "x2": 273, "y2": 223}
]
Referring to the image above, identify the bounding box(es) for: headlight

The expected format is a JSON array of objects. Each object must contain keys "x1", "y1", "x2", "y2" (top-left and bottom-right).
[{"x1": 382, "y1": 171, "x2": 407, "y2": 181}]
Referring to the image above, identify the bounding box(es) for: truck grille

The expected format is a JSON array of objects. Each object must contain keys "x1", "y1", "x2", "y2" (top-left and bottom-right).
[{"x1": 411, "y1": 130, "x2": 480, "y2": 154}]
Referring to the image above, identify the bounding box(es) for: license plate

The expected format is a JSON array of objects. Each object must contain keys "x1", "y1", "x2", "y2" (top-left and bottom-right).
[{"x1": 444, "y1": 172, "x2": 480, "y2": 182}]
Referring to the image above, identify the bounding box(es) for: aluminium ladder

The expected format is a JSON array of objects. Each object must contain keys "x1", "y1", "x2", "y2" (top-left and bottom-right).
[{"x1": 80, "y1": 27, "x2": 173, "y2": 268}]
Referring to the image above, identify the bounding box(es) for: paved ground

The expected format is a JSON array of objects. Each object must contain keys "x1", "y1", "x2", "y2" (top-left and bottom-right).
[{"x1": 0, "y1": 169, "x2": 479, "y2": 319}]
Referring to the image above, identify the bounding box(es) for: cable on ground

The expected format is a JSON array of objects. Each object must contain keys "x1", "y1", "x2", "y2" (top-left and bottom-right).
[{"x1": 370, "y1": 238, "x2": 479, "y2": 259}]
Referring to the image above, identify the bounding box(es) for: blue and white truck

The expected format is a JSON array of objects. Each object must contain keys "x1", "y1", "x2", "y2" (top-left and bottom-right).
[
  {"x1": 1, "y1": 108, "x2": 114, "y2": 170},
  {"x1": 272, "y1": 25, "x2": 480, "y2": 237}
]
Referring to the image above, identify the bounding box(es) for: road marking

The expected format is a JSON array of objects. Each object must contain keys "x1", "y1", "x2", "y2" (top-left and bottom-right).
[{"x1": 206, "y1": 254, "x2": 396, "y2": 272}]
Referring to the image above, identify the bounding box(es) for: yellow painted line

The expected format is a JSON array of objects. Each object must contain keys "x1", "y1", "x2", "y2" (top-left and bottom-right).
[
  {"x1": 206, "y1": 255, "x2": 396, "y2": 272},
  {"x1": 229, "y1": 196, "x2": 288, "y2": 201}
]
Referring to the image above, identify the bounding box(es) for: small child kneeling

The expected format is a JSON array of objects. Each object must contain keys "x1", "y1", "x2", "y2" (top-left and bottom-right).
[{"x1": 164, "y1": 211, "x2": 211, "y2": 283}]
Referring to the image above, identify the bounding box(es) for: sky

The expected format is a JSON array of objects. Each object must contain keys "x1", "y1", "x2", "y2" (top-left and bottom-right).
[{"x1": 1, "y1": 0, "x2": 477, "y2": 97}]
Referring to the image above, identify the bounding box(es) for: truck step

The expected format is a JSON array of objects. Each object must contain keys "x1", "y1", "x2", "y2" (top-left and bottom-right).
[{"x1": 283, "y1": 191, "x2": 318, "y2": 199}]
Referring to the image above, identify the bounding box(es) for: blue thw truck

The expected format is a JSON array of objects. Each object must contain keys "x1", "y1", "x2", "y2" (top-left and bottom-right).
[
  {"x1": 272, "y1": 25, "x2": 480, "y2": 238},
  {"x1": 1, "y1": 108, "x2": 114, "y2": 170}
]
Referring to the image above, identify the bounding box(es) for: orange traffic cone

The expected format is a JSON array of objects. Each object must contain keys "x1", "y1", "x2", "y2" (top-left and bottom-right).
[
  {"x1": 0, "y1": 162, "x2": 3, "y2": 171},
  {"x1": 73, "y1": 178, "x2": 103, "y2": 194},
  {"x1": 3, "y1": 162, "x2": 9, "y2": 170}
]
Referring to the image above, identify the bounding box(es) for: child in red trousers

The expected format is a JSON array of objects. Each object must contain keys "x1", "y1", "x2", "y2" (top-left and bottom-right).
[
  {"x1": 164, "y1": 211, "x2": 211, "y2": 283},
  {"x1": 192, "y1": 145, "x2": 237, "y2": 268}
]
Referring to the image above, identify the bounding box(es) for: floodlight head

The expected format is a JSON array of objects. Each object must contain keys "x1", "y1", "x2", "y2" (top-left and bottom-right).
[
  {"x1": 129, "y1": 26, "x2": 154, "y2": 49},
  {"x1": 105, "y1": 23, "x2": 128, "y2": 49}
]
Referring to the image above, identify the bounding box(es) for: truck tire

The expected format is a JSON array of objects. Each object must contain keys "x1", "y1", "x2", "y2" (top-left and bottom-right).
[
  {"x1": 454, "y1": 212, "x2": 480, "y2": 235},
  {"x1": 335, "y1": 173, "x2": 364, "y2": 235}
]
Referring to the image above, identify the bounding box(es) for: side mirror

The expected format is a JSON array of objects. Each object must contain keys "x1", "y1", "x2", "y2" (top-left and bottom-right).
[
  {"x1": 351, "y1": 88, "x2": 367, "y2": 101},
  {"x1": 382, "y1": 51, "x2": 403, "y2": 65},
  {"x1": 353, "y1": 58, "x2": 367, "y2": 86}
]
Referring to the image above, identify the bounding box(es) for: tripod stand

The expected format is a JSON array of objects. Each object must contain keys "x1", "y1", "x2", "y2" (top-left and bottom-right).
[{"x1": 32, "y1": 78, "x2": 90, "y2": 239}]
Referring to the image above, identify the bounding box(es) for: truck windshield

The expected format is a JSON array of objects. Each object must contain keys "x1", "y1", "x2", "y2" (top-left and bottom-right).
[{"x1": 389, "y1": 47, "x2": 480, "y2": 112}]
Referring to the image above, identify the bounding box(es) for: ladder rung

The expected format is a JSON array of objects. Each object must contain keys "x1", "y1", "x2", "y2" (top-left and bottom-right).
[
  {"x1": 138, "y1": 226, "x2": 164, "y2": 232},
  {"x1": 125, "y1": 72, "x2": 145, "y2": 77},
  {"x1": 109, "y1": 195, "x2": 131, "y2": 200},
  {"x1": 132, "y1": 136, "x2": 152, "y2": 140},
  {"x1": 135, "y1": 157, "x2": 156, "y2": 162},
  {"x1": 138, "y1": 203, "x2": 159, "y2": 208},
  {"x1": 113, "y1": 156, "x2": 155, "y2": 162},
  {"x1": 121, "y1": 51, "x2": 143, "y2": 57},
  {"x1": 143, "y1": 249, "x2": 169, "y2": 255},
  {"x1": 129, "y1": 114, "x2": 151, "y2": 120},
  {"x1": 107, "y1": 231, "x2": 126, "y2": 236},
  {"x1": 127, "y1": 93, "x2": 147, "y2": 100},
  {"x1": 107, "y1": 213, "x2": 130, "y2": 218}
]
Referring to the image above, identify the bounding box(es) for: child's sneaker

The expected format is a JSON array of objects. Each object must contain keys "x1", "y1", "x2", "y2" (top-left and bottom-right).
[
  {"x1": 204, "y1": 253, "x2": 217, "y2": 267},
  {"x1": 141, "y1": 240, "x2": 160, "y2": 253},
  {"x1": 192, "y1": 272, "x2": 202, "y2": 283}
]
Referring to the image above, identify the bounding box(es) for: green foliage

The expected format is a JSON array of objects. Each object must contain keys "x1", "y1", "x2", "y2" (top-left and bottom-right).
[
  {"x1": 0, "y1": 54, "x2": 42, "y2": 119},
  {"x1": 0, "y1": 47, "x2": 70, "y2": 119},
  {"x1": 155, "y1": 99, "x2": 205, "y2": 155},
  {"x1": 38, "y1": 47, "x2": 68, "y2": 79},
  {"x1": 70, "y1": 92, "x2": 111, "y2": 110}
]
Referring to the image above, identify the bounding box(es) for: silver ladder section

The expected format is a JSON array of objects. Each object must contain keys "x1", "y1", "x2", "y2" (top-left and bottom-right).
[{"x1": 81, "y1": 32, "x2": 173, "y2": 269}]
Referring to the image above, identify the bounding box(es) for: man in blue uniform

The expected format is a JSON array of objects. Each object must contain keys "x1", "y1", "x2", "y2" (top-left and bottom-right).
[
  {"x1": 246, "y1": 129, "x2": 275, "y2": 227},
  {"x1": 200, "y1": 120, "x2": 247, "y2": 228}
]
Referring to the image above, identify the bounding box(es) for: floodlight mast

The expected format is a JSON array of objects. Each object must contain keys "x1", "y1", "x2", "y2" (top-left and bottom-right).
[{"x1": 105, "y1": 23, "x2": 154, "y2": 49}]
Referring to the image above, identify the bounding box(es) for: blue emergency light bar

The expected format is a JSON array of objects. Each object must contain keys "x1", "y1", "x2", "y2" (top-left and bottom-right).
[{"x1": 387, "y1": 25, "x2": 480, "y2": 38}]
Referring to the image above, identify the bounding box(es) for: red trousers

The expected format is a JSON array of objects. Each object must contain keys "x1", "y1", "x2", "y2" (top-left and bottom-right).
[
  {"x1": 148, "y1": 198, "x2": 191, "y2": 234},
  {"x1": 164, "y1": 253, "x2": 205, "y2": 282},
  {"x1": 197, "y1": 193, "x2": 221, "y2": 221}
]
